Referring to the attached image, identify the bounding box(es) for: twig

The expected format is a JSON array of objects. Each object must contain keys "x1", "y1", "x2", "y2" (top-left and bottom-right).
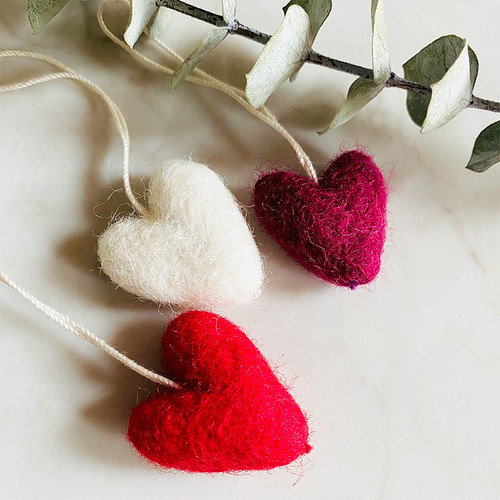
[
  {"x1": 470, "y1": 95, "x2": 500, "y2": 113},
  {"x1": 156, "y1": 0, "x2": 500, "y2": 113}
]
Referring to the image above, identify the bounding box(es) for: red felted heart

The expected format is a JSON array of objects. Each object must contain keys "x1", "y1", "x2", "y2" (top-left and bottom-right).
[
  {"x1": 127, "y1": 311, "x2": 311, "y2": 472},
  {"x1": 253, "y1": 150, "x2": 388, "y2": 288}
]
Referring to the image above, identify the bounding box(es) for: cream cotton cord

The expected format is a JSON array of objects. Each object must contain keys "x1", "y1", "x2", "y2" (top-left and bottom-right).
[
  {"x1": 0, "y1": 49, "x2": 178, "y2": 389},
  {"x1": 0, "y1": 50, "x2": 148, "y2": 215},
  {"x1": 0, "y1": 272, "x2": 180, "y2": 389}
]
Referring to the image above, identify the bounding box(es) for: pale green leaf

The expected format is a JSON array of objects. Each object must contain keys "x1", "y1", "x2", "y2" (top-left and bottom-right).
[
  {"x1": 421, "y1": 41, "x2": 472, "y2": 133},
  {"x1": 27, "y1": 0, "x2": 70, "y2": 34},
  {"x1": 371, "y1": 0, "x2": 391, "y2": 84},
  {"x1": 283, "y1": 0, "x2": 331, "y2": 80},
  {"x1": 171, "y1": 27, "x2": 228, "y2": 91},
  {"x1": 403, "y1": 35, "x2": 478, "y2": 128},
  {"x1": 149, "y1": 7, "x2": 172, "y2": 39},
  {"x1": 319, "y1": 77, "x2": 384, "y2": 133},
  {"x1": 221, "y1": 0, "x2": 237, "y2": 23},
  {"x1": 124, "y1": 0, "x2": 158, "y2": 48},
  {"x1": 465, "y1": 121, "x2": 500, "y2": 172},
  {"x1": 246, "y1": 5, "x2": 311, "y2": 108},
  {"x1": 283, "y1": 0, "x2": 332, "y2": 36}
]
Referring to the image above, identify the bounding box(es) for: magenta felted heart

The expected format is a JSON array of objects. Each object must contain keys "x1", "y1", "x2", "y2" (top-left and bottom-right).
[
  {"x1": 253, "y1": 150, "x2": 388, "y2": 288},
  {"x1": 127, "y1": 311, "x2": 311, "y2": 473}
]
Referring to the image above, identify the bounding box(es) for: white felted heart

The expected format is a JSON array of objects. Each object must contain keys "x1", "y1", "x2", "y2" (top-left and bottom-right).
[{"x1": 97, "y1": 159, "x2": 264, "y2": 307}]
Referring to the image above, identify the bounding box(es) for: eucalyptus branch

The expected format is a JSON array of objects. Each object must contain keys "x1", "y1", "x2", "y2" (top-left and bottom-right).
[{"x1": 156, "y1": 0, "x2": 500, "y2": 113}]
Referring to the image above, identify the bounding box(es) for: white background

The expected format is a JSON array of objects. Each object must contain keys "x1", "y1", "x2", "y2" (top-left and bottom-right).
[{"x1": 1, "y1": 0, "x2": 500, "y2": 498}]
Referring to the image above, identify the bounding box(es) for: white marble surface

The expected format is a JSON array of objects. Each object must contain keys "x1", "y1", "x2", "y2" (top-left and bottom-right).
[{"x1": 1, "y1": 0, "x2": 500, "y2": 498}]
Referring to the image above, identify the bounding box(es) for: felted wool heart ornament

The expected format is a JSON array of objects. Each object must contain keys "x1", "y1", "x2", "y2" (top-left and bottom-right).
[
  {"x1": 128, "y1": 311, "x2": 311, "y2": 472},
  {"x1": 253, "y1": 150, "x2": 388, "y2": 288},
  {"x1": 98, "y1": 160, "x2": 264, "y2": 307}
]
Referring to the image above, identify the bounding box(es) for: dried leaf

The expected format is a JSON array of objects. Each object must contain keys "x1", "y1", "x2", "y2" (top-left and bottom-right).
[
  {"x1": 221, "y1": 0, "x2": 237, "y2": 23},
  {"x1": 27, "y1": 0, "x2": 70, "y2": 34},
  {"x1": 246, "y1": 5, "x2": 311, "y2": 108},
  {"x1": 124, "y1": 0, "x2": 158, "y2": 48},
  {"x1": 421, "y1": 41, "x2": 472, "y2": 133},
  {"x1": 149, "y1": 7, "x2": 172, "y2": 39},
  {"x1": 371, "y1": 0, "x2": 391, "y2": 84},
  {"x1": 283, "y1": 0, "x2": 332, "y2": 36},
  {"x1": 171, "y1": 27, "x2": 228, "y2": 91},
  {"x1": 469, "y1": 46, "x2": 479, "y2": 89},
  {"x1": 403, "y1": 35, "x2": 478, "y2": 129},
  {"x1": 283, "y1": 0, "x2": 332, "y2": 79},
  {"x1": 466, "y1": 121, "x2": 500, "y2": 172},
  {"x1": 319, "y1": 77, "x2": 384, "y2": 133}
]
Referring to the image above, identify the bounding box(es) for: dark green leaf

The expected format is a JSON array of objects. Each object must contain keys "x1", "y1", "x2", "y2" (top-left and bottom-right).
[
  {"x1": 403, "y1": 35, "x2": 478, "y2": 127},
  {"x1": 466, "y1": 121, "x2": 500, "y2": 172},
  {"x1": 27, "y1": 0, "x2": 70, "y2": 34},
  {"x1": 469, "y1": 46, "x2": 479, "y2": 89},
  {"x1": 421, "y1": 43, "x2": 472, "y2": 132}
]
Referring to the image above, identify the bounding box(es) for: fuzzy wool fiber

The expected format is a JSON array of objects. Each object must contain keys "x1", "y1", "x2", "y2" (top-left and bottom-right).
[
  {"x1": 127, "y1": 311, "x2": 311, "y2": 472},
  {"x1": 98, "y1": 160, "x2": 264, "y2": 307},
  {"x1": 253, "y1": 150, "x2": 388, "y2": 288}
]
